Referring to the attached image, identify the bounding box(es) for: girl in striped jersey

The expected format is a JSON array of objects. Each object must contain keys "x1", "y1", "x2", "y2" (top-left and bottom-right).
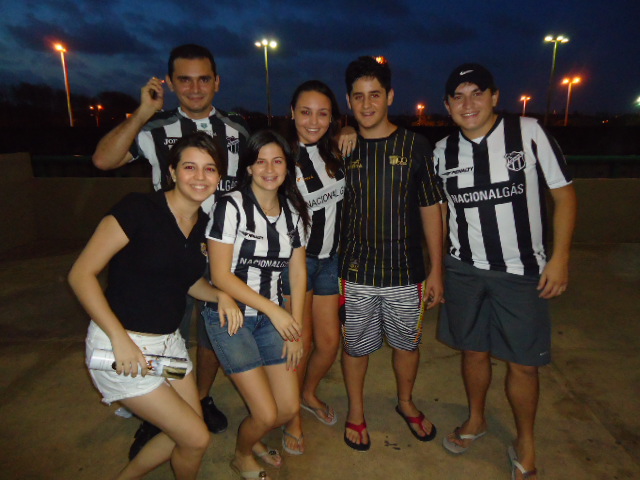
[
  {"x1": 203, "y1": 130, "x2": 310, "y2": 479},
  {"x1": 280, "y1": 80, "x2": 346, "y2": 454}
]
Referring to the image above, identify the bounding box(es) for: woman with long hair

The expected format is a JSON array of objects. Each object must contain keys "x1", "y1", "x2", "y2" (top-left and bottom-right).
[
  {"x1": 203, "y1": 129, "x2": 310, "y2": 479},
  {"x1": 69, "y1": 132, "x2": 242, "y2": 479},
  {"x1": 280, "y1": 80, "x2": 346, "y2": 455}
]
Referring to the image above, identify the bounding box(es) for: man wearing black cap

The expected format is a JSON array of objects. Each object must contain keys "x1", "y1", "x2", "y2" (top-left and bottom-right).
[{"x1": 434, "y1": 63, "x2": 577, "y2": 479}]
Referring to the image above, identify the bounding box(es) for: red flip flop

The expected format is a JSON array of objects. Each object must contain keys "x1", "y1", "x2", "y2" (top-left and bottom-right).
[
  {"x1": 344, "y1": 421, "x2": 371, "y2": 451},
  {"x1": 395, "y1": 405, "x2": 437, "y2": 442}
]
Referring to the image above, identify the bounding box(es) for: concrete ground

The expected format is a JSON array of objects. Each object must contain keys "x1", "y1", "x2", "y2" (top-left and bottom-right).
[{"x1": 0, "y1": 243, "x2": 638, "y2": 480}]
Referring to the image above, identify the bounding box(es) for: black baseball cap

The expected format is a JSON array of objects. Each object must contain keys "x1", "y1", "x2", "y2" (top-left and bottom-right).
[{"x1": 445, "y1": 63, "x2": 496, "y2": 98}]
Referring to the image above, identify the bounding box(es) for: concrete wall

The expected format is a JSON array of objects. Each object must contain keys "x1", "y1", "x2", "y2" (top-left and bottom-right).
[
  {"x1": 1, "y1": 153, "x2": 151, "y2": 255},
  {"x1": 1, "y1": 153, "x2": 638, "y2": 257},
  {"x1": 35, "y1": 177, "x2": 152, "y2": 240},
  {"x1": 0, "y1": 153, "x2": 38, "y2": 252},
  {"x1": 572, "y1": 178, "x2": 640, "y2": 244}
]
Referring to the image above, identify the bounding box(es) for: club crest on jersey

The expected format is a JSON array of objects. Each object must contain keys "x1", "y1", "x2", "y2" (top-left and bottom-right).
[
  {"x1": 201, "y1": 243, "x2": 208, "y2": 257},
  {"x1": 227, "y1": 136, "x2": 240, "y2": 154},
  {"x1": 389, "y1": 155, "x2": 408, "y2": 166},
  {"x1": 348, "y1": 258, "x2": 359, "y2": 272},
  {"x1": 505, "y1": 151, "x2": 526, "y2": 172},
  {"x1": 347, "y1": 158, "x2": 362, "y2": 169},
  {"x1": 164, "y1": 137, "x2": 180, "y2": 146}
]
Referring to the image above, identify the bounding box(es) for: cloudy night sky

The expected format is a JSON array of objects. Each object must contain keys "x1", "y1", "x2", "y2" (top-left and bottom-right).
[{"x1": 2, "y1": 0, "x2": 638, "y2": 118}]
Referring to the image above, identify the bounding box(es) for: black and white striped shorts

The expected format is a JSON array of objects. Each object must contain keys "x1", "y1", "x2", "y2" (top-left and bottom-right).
[{"x1": 339, "y1": 279, "x2": 425, "y2": 357}]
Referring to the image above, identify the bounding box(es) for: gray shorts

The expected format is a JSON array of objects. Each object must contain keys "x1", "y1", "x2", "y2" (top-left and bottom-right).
[{"x1": 438, "y1": 256, "x2": 551, "y2": 366}]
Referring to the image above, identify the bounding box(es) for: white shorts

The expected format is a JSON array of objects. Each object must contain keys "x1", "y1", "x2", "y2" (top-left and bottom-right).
[{"x1": 85, "y1": 321, "x2": 193, "y2": 405}]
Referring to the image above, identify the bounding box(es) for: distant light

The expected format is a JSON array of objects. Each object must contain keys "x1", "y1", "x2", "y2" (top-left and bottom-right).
[
  {"x1": 562, "y1": 77, "x2": 581, "y2": 85},
  {"x1": 54, "y1": 43, "x2": 66, "y2": 52},
  {"x1": 256, "y1": 39, "x2": 277, "y2": 49},
  {"x1": 374, "y1": 56, "x2": 387, "y2": 65},
  {"x1": 635, "y1": 96, "x2": 640, "y2": 106},
  {"x1": 544, "y1": 35, "x2": 569, "y2": 44}
]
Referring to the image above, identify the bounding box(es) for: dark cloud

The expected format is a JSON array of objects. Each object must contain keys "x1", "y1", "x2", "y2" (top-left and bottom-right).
[
  {"x1": 1, "y1": 0, "x2": 637, "y2": 115},
  {"x1": 7, "y1": 15, "x2": 153, "y2": 55}
]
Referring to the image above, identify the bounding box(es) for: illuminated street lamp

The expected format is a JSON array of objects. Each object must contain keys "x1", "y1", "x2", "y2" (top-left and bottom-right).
[
  {"x1": 543, "y1": 35, "x2": 569, "y2": 126},
  {"x1": 89, "y1": 104, "x2": 104, "y2": 127},
  {"x1": 54, "y1": 43, "x2": 74, "y2": 127},
  {"x1": 562, "y1": 77, "x2": 581, "y2": 126},
  {"x1": 520, "y1": 95, "x2": 531, "y2": 116},
  {"x1": 415, "y1": 103, "x2": 426, "y2": 126},
  {"x1": 255, "y1": 38, "x2": 277, "y2": 126}
]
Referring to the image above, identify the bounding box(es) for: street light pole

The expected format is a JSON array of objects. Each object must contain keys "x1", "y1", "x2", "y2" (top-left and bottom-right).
[
  {"x1": 90, "y1": 104, "x2": 103, "y2": 127},
  {"x1": 562, "y1": 77, "x2": 581, "y2": 126},
  {"x1": 520, "y1": 96, "x2": 531, "y2": 116},
  {"x1": 255, "y1": 38, "x2": 277, "y2": 126},
  {"x1": 54, "y1": 43, "x2": 74, "y2": 127},
  {"x1": 544, "y1": 35, "x2": 569, "y2": 126}
]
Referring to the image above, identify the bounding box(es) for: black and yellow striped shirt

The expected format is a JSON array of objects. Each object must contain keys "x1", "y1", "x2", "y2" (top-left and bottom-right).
[{"x1": 340, "y1": 127, "x2": 443, "y2": 287}]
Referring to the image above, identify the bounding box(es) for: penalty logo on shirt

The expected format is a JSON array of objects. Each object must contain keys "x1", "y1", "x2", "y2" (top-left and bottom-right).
[{"x1": 505, "y1": 151, "x2": 526, "y2": 172}]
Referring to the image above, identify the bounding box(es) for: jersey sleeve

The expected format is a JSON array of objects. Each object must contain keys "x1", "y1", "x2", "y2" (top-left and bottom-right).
[
  {"x1": 206, "y1": 195, "x2": 239, "y2": 244},
  {"x1": 294, "y1": 215, "x2": 306, "y2": 249},
  {"x1": 530, "y1": 120, "x2": 573, "y2": 189},
  {"x1": 414, "y1": 137, "x2": 445, "y2": 207}
]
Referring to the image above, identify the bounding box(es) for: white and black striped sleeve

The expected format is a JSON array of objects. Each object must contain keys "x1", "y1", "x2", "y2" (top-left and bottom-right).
[
  {"x1": 528, "y1": 119, "x2": 572, "y2": 189},
  {"x1": 206, "y1": 196, "x2": 239, "y2": 244}
]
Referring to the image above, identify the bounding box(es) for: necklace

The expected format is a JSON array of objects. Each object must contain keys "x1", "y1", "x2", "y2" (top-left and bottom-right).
[
  {"x1": 166, "y1": 194, "x2": 197, "y2": 223},
  {"x1": 261, "y1": 202, "x2": 280, "y2": 215}
]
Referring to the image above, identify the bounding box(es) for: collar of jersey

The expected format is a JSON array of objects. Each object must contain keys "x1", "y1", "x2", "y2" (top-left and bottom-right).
[{"x1": 178, "y1": 105, "x2": 216, "y2": 120}]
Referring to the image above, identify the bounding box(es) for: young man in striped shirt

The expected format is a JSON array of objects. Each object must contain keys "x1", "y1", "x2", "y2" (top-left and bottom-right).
[
  {"x1": 435, "y1": 64, "x2": 577, "y2": 479},
  {"x1": 340, "y1": 56, "x2": 444, "y2": 451},
  {"x1": 92, "y1": 44, "x2": 248, "y2": 455}
]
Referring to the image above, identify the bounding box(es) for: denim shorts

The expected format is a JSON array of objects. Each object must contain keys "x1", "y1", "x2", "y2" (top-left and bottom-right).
[
  {"x1": 202, "y1": 307, "x2": 286, "y2": 374},
  {"x1": 281, "y1": 254, "x2": 339, "y2": 296},
  {"x1": 85, "y1": 321, "x2": 193, "y2": 405}
]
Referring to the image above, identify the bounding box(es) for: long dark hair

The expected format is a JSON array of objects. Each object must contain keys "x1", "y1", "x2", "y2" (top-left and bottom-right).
[
  {"x1": 289, "y1": 80, "x2": 343, "y2": 178},
  {"x1": 235, "y1": 130, "x2": 310, "y2": 232}
]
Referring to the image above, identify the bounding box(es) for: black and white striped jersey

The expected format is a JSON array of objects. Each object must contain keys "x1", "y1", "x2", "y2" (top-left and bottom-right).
[
  {"x1": 131, "y1": 106, "x2": 250, "y2": 214},
  {"x1": 206, "y1": 186, "x2": 306, "y2": 316},
  {"x1": 295, "y1": 144, "x2": 344, "y2": 259},
  {"x1": 434, "y1": 115, "x2": 572, "y2": 276},
  {"x1": 340, "y1": 127, "x2": 444, "y2": 287}
]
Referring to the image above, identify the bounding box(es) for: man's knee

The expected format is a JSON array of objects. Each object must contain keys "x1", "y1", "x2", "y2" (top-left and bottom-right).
[
  {"x1": 507, "y1": 362, "x2": 539, "y2": 378},
  {"x1": 462, "y1": 350, "x2": 491, "y2": 362}
]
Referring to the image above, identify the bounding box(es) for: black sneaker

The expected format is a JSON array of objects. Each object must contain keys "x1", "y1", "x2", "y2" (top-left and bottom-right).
[
  {"x1": 201, "y1": 396, "x2": 228, "y2": 434},
  {"x1": 128, "y1": 421, "x2": 161, "y2": 460}
]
